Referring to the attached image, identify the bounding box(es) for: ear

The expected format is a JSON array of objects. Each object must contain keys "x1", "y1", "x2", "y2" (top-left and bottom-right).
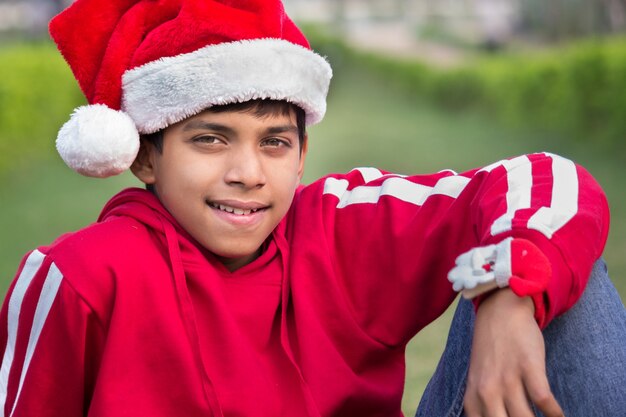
[
  {"x1": 297, "y1": 133, "x2": 308, "y2": 181},
  {"x1": 130, "y1": 140, "x2": 157, "y2": 185}
]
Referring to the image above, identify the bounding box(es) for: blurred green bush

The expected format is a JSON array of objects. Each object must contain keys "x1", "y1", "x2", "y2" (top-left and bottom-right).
[
  {"x1": 1, "y1": 36, "x2": 624, "y2": 177},
  {"x1": 0, "y1": 43, "x2": 83, "y2": 174},
  {"x1": 308, "y1": 28, "x2": 626, "y2": 147}
]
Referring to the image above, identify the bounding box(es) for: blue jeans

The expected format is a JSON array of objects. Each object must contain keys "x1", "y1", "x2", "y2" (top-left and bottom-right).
[{"x1": 415, "y1": 260, "x2": 626, "y2": 417}]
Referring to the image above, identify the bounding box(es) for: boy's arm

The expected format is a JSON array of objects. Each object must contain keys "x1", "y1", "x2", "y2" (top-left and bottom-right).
[
  {"x1": 308, "y1": 152, "x2": 609, "y2": 346},
  {"x1": 0, "y1": 250, "x2": 102, "y2": 417}
]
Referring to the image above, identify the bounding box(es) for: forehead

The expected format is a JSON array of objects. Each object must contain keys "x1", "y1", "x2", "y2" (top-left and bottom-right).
[
  {"x1": 186, "y1": 105, "x2": 296, "y2": 125},
  {"x1": 174, "y1": 107, "x2": 298, "y2": 131},
  {"x1": 208, "y1": 100, "x2": 299, "y2": 117}
]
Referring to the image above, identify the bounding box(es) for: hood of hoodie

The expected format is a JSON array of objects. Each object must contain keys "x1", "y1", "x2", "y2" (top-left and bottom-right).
[{"x1": 99, "y1": 187, "x2": 192, "y2": 243}]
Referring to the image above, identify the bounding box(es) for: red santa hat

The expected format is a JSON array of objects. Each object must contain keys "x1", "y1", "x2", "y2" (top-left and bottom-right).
[{"x1": 49, "y1": 0, "x2": 332, "y2": 177}]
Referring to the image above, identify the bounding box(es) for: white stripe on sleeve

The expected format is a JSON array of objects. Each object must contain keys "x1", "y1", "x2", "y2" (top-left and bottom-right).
[
  {"x1": 0, "y1": 250, "x2": 46, "y2": 416},
  {"x1": 353, "y1": 167, "x2": 384, "y2": 183},
  {"x1": 490, "y1": 155, "x2": 533, "y2": 236},
  {"x1": 323, "y1": 178, "x2": 350, "y2": 200},
  {"x1": 324, "y1": 174, "x2": 470, "y2": 208},
  {"x1": 9, "y1": 263, "x2": 63, "y2": 417},
  {"x1": 527, "y1": 154, "x2": 578, "y2": 239}
]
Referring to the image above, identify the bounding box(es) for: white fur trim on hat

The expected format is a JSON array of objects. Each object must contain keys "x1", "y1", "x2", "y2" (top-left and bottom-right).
[
  {"x1": 56, "y1": 104, "x2": 140, "y2": 178},
  {"x1": 121, "y1": 38, "x2": 333, "y2": 134}
]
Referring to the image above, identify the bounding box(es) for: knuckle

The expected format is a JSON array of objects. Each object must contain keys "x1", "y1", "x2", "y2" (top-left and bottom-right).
[
  {"x1": 530, "y1": 388, "x2": 554, "y2": 408},
  {"x1": 475, "y1": 381, "x2": 498, "y2": 402},
  {"x1": 467, "y1": 373, "x2": 506, "y2": 405},
  {"x1": 502, "y1": 374, "x2": 519, "y2": 390}
]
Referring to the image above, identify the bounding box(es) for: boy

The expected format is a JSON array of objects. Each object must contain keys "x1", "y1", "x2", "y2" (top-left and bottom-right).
[{"x1": 0, "y1": 1, "x2": 622, "y2": 416}]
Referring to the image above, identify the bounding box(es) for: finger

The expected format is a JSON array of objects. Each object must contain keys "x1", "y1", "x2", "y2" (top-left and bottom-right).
[
  {"x1": 504, "y1": 383, "x2": 535, "y2": 417},
  {"x1": 529, "y1": 391, "x2": 563, "y2": 417},
  {"x1": 464, "y1": 388, "x2": 508, "y2": 417},
  {"x1": 465, "y1": 402, "x2": 509, "y2": 417},
  {"x1": 525, "y1": 377, "x2": 564, "y2": 417},
  {"x1": 480, "y1": 401, "x2": 508, "y2": 417},
  {"x1": 464, "y1": 391, "x2": 482, "y2": 417}
]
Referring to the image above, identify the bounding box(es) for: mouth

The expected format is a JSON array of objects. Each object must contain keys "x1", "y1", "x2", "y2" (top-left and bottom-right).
[{"x1": 206, "y1": 200, "x2": 269, "y2": 216}]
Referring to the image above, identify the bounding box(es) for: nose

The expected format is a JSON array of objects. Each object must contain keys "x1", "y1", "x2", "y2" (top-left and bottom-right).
[{"x1": 224, "y1": 146, "x2": 266, "y2": 189}]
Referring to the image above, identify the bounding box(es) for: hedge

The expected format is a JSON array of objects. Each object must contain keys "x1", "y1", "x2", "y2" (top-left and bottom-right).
[
  {"x1": 1, "y1": 35, "x2": 624, "y2": 176},
  {"x1": 307, "y1": 27, "x2": 626, "y2": 147},
  {"x1": 0, "y1": 43, "x2": 83, "y2": 174}
]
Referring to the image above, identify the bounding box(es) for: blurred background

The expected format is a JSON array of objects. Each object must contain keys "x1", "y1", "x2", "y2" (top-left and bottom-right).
[{"x1": 1, "y1": 0, "x2": 625, "y2": 414}]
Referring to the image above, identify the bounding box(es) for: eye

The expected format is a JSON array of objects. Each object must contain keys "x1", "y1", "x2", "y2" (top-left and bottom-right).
[
  {"x1": 261, "y1": 137, "x2": 291, "y2": 148},
  {"x1": 192, "y1": 135, "x2": 224, "y2": 145}
]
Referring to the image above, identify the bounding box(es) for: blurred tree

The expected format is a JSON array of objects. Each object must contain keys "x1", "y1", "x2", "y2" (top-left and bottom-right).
[
  {"x1": 367, "y1": 0, "x2": 407, "y2": 20},
  {"x1": 331, "y1": 0, "x2": 408, "y2": 24},
  {"x1": 50, "y1": 0, "x2": 66, "y2": 14},
  {"x1": 0, "y1": 0, "x2": 68, "y2": 39},
  {"x1": 520, "y1": 0, "x2": 626, "y2": 40},
  {"x1": 602, "y1": 0, "x2": 626, "y2": 32},
  {"x1": 331, "y1": 0, "x2": 348, "y2": 32}
]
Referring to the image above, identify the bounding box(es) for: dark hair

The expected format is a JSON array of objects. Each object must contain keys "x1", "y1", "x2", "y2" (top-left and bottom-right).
[{"x1": 141, "y1": 99, "x2": 307, "y2": 153}]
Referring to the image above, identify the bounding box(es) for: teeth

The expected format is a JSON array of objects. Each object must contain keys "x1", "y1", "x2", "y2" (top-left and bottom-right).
[
  {"x1": 219, "y1": 204, "x2": 233, "y2": 213},
  {"x1": 211, "y1": 203, "x2": 259, "y2": 215}
]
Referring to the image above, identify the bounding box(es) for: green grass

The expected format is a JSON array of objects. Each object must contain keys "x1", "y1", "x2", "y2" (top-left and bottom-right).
[{"x1": 1, "y1": 57, "x2": 624, "y2": 416}]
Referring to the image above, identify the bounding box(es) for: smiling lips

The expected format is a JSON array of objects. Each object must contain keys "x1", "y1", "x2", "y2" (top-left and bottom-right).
[{"x1": 207, "y1": 200, "x2": 269, "y2": 216}]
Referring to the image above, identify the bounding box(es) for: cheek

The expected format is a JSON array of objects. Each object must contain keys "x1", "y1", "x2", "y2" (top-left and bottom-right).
[
  {"x1": 272, "y1": 169, "x2": 301, "y2": 209},
  {"x1": 154, "y1": 164, "x2": 208, "y2": 216},
  {"x1": 273, "y1": 158, "x2": 300, "y2": 182},
  {"x1": 161, "y1": 157, "x2": 215, "y2": 189}
]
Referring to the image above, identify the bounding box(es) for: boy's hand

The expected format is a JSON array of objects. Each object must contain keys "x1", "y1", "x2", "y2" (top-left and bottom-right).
[{"x1": 464, "y1": 289, "x2": 564, "y2": 417}]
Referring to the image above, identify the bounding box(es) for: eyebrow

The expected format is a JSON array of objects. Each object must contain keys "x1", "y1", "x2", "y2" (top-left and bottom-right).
[
  {"x1": 265, "y1": 125, "x2": 299, "y2": 135},
  {"x1": 182, "y1": 121, "x2": 236, "y2": 135},
  {"x1": 182, "y1": 121, "x2": 298, "y2": 136}
]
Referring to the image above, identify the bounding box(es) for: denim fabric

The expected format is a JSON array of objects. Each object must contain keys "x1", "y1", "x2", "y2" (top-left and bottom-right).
[{"x1": 415, "y1": 259, "x2": 626, "y2": 417}]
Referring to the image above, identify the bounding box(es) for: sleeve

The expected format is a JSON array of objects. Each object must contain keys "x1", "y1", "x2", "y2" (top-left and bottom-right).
[
  {"x1": 308, "y1": 152, "x2": 609, "y2": 346},
  {"x1": 0, "y1": 250, "x2": 104, "y2": 417}
]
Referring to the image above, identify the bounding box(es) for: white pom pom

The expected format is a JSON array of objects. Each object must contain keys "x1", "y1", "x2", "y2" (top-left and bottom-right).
[{"x1": 56, "y1": 104, "x2": 140, "y2": 178}]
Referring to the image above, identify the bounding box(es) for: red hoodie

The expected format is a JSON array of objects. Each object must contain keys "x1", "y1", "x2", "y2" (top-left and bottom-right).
[{"x1": 0, "y1": 153, "x2": 609, "y2": 416}]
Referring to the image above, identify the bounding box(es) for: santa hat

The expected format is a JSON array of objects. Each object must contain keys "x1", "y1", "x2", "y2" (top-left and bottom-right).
[{"x1": 49, "y1": 0, "x2": 332, "y2": 178}]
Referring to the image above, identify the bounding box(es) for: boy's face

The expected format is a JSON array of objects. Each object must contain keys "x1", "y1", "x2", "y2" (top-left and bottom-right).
[{"x1": 132, "y1": 107, "x2": 307, "y2": 271}]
